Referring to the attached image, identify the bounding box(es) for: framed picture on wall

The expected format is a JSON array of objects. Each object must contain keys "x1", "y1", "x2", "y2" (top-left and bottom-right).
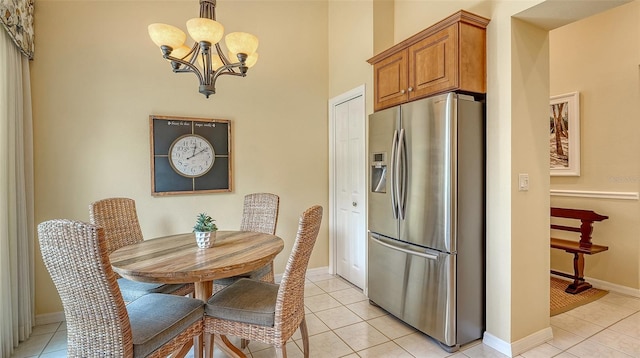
[
  {"x1": 150, "y1": 115, "x2": 232, "y2": 196},
  {"x1": 550, "y1": 92, "x2": 580, "y2": 176}
]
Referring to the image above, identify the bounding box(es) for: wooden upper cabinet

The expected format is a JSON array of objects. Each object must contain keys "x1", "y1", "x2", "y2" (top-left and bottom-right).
[
  {"x1": 369, "y1": 10, "x2": 489, "y2": 111},
  {"x1": 373, "y1": 50, "x2": 409, "y2": 110}
]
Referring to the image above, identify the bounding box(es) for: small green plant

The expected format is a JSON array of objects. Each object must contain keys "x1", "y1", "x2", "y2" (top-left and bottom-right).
[{"x1": 193, "y1": 213, "x2": 218, "y2": 232}]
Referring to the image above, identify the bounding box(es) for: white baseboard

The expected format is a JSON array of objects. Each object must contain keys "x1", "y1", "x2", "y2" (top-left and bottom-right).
[
  {"x1": 276, "y1": 266, "x2": 330, "y2": 282},
  {"x1": 35, "y1": 311, "x2": 65, "y2": 326},
  {"x1": 482, "y1": 332, "x2": 513, "y2": 356},
  {"x1": 481, "y1": 275, "x2": 639, "y2": 356},
  {"x1": 551, "y1": 271, "x2": 640, "y2": 298},
  {"x1": 305, "y1": 266, "x2": 330, "y2": 277},
  {"x1": 483, "y1": 327, "x2": 553, "y2": 357}
]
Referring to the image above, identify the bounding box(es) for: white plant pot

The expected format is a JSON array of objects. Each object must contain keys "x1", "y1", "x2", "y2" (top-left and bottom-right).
[{"x1": 195, "y1": 231, "x2": 216, "y2": 249}]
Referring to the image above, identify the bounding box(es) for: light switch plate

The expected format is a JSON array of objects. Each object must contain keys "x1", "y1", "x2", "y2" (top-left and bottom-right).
[{"x1": 519, "y1": 174, "x2": 529, "y2": 191}]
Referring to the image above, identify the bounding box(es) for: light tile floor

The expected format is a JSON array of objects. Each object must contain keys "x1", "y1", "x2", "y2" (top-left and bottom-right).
[{"x1": 11, "y1": 272, "x2": 640, "y2": 358}]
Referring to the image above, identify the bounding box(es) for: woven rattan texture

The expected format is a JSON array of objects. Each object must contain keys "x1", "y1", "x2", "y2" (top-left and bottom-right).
[
  {"x1": 37, "y1": 219, "x2": 202, "y2": 357},
  {"x1": 89, "y1": 197, "x2": 194, "y2": 298},
  {"x1": 89, "y1": 198, "x2": 144, "y2": 255},
  {"x1": 205, "y1": 205, "x2": 322, "y2": 357},
  {"x1": 550, "y1": 276, "x2": 608, "y2": 316},
  {"x1": 214, "y1": 193, "x2": 280, "y2": 293},
  {"x1": 239, "y1": 193, "x2": 280, "y2": 235}
]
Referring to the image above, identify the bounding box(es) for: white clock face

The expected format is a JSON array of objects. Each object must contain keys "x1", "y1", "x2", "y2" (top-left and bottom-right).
[{"x1": 169, "y1": 135, "x2": 215, "y2": 177}]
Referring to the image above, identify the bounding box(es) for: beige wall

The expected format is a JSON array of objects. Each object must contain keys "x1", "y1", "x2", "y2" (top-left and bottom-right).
[
  {"x1": 509, "y1": 17, "x2": 551, "y2": 341},
  {"x1": 393, "y1": 0, "x2": 493, "y2": 42},
  {"x1": 549, "y1": 1, "x2": 640, "y2": 289},
  {"x1": 30, "y1": 0, "x2": 637, "y2": 353},
  {"x1": 31, "y1": 0, "x2": 329, "y2": 315},
  {"x1": 328, "y1": 0, "x2": 374, "y2": 107}
]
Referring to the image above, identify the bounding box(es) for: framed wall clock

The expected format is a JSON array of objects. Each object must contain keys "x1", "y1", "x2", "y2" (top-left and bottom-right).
[{"x1": 150, "y1": 115, "x2": 232, "y2": 196}]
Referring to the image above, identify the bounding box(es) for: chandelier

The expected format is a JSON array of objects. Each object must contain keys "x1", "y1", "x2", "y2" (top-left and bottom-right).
[{"x1": 148, "y1": 0, "x2": 259, "y2": 98}]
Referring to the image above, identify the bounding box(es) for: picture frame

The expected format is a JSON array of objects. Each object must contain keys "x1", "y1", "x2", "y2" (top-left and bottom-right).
[
  {"x1": 150, "y1": 115, "x2": 232, "y2": 196},
  {"x1": 549, "y1": 92, "x2": 580, "y2": 176}
]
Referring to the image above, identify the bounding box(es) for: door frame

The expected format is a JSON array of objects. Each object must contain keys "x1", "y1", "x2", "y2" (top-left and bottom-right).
[{"x1": 328, "y1": 84, "x2": 366, "y2": 287}]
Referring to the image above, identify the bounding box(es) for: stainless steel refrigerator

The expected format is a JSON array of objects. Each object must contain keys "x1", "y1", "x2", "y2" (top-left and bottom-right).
[{"x1": 368, "y1": 92, "x2": 484, "y2": 352}]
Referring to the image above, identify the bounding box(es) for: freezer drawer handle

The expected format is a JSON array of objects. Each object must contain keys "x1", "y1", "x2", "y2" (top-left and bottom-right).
[{"x1": 370, "y1": 235, "x2": 438, "y2": 261}]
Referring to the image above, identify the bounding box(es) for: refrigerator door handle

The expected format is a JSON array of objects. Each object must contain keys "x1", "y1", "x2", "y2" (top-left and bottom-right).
[
  {"x1": 370, "y1": 234, "x2": 439, "y2": 261},
  {"x1": 397, "y1": 128, "x2": 407, "y2": 220},
  {"x1": 390, "y1": 129, "x2": 399, "y2": 219}
]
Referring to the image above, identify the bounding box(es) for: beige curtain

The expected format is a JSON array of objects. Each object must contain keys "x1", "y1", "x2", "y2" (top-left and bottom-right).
[{"x1": 0, "y1": 28, "x2": 35, "y2": 356}]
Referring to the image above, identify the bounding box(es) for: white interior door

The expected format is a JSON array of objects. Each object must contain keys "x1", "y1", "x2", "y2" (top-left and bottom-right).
[{"x1": 330, "y1": 86, "x2": 366, "y2": 289}]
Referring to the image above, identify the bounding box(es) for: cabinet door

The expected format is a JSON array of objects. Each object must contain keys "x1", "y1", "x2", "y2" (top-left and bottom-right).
[
  {"x1": 373, "y1": 50, "x2": 408, "y2": 111},
  {"x1": 408, "y1": 24, "x2": 458, "y2": 100}
]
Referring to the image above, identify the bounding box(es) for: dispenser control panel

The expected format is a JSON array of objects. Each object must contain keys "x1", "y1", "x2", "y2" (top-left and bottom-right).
[{"x1": 371, "y1": 152, "x2": 387, "y2": 193}]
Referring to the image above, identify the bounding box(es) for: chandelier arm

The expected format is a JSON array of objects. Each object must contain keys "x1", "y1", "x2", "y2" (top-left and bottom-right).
[
  {"x1": 185, "y1": 43, "x2": 200, "y2": 66},
  {"x1": 214, "y1": 43, "x2": 235, "y2": 70},
  {"x1": 206, "y1": 70, "x2": 245, "y2": 97},
  {"x1": 212, "y1": 64, "x2": 247, "y2": 82},
  {"x1": 163, "y1": 55, "x2": 206, "y2": 84},
  {"x1": 214, "y1": 71, "x2": 246, "y2": 79}
]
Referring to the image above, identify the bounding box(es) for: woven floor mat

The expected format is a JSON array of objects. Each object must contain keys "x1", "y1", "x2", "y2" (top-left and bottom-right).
[{"x1": 550, "y1": 276, "x2": 608, "y2": 316}]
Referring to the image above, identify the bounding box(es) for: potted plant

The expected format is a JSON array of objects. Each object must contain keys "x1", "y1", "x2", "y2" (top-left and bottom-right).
[{"x1": 193, "y1": 213, "x2": 218, "y2": 249}]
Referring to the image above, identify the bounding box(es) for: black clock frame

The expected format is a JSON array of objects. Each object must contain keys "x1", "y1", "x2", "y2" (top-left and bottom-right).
[{"x1": 150, "y1": 115, "x2": 232, "y2": 196}]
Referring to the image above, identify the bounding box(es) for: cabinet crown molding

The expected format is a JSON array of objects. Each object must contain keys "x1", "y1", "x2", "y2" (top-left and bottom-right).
[{"x1": 367, "y1": 10, "x2": 490, "y2": 64}]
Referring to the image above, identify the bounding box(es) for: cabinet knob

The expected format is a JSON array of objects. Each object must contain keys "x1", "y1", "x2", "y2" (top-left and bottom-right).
[
  {"x1": 408, "y1": 87, "x2": 414, "y2": 92},
  {"x1": 352, "y1": 202, "x2": 358, "y2": 207},
  {"x1": 400, "y1": 89, "x2": 406, "y2": 94}
]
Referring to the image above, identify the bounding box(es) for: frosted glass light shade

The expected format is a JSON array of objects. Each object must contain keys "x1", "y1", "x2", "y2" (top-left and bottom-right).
[
  {"x1": 245, "y1": 53, "x2": 258, "y2": 68},
  {"x1": 228, "y1": 51, "x2": 258, "y2": 68},
  {"x1": 148, "y1": 23, "x2": 186, "y2": 49},
  {"x1": 211, "y1": 55, "x2": 224, "y2": 70},
  {"x1": 225, "y1": 32, "x2": 258, "y2": 55},
  {"x1": 187, "y1": 18, "x2": 224, "y2": 44},
  {"x1": 167, "y1": 45, "x2": 191, "y2": 61}
]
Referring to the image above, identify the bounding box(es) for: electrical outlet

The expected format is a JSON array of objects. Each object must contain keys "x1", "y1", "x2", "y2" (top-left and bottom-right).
[{"x1": 519, "y1": 174, "x2": 529, "y2": 191}]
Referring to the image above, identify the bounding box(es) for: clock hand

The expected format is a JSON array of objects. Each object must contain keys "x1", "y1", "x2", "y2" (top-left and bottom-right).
[{"x1": 186, "y1": 147, "x2": 209, "y2": 160}]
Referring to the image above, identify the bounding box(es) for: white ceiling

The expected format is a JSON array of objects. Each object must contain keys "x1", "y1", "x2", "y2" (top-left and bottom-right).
[{"x1": 514, "y1": 0, "x2": 634, "y2": 30}]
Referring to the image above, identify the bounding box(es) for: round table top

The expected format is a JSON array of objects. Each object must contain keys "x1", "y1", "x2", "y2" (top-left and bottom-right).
[{"x1": 109, "y1": 231, "x2": 284, "y2": 285}]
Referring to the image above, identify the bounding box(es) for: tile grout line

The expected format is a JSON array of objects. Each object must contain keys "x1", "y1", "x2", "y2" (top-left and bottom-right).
[{"x1": 20, "y1": 275, "x2": 640, "y2": 358}]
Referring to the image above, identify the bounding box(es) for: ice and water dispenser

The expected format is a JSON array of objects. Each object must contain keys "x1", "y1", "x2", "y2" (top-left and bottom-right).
[{"x1": 371, "y1": 152, "x2": 387, "y2": 193}]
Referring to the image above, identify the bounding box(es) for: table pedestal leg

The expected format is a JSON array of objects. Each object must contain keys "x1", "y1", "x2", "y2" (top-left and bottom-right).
[
  {"x1": 195, "y1": 281, "x2": 213, "y2": 302},
  {"x1": 196, "y1": 281, "x2": 246, "y2": 358}
]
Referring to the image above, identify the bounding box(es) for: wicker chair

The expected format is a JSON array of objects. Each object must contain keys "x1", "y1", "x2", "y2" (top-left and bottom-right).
[
  {"x1": 38, "y1": 219, "x2": 204, "y2": 358},
  {"x1": 212, "y1": 193, "x2": 280, "y2": 293},
  {"x1": 204, "y1": 205, "x2": 323, "y2": 358},
  {"x1": 89, "y1": 197, "x2": 194, "y2": 302}
]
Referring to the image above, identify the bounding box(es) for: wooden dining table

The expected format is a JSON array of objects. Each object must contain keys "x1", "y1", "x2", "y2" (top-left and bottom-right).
[{"x1": 109, "y1": 230, "x2": 284, "y2": 358}]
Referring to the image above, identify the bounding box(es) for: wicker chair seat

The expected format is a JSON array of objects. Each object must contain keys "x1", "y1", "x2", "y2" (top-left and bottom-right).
[
  {"x1": 127, "y1": 293, "x2": 204, "y2": 357},
  {"x1": 119, "y1": 278, "x2": 194, "y2": 304},
  {"x1": 204, "y1": 205, "x2": 323, "y2": 358},
  {"x1": 205, "y1": 278, "x2": 278, "y2": 327},
  {"x1": 37, "y1": 219, "x2": 203, "y2": 358}
]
